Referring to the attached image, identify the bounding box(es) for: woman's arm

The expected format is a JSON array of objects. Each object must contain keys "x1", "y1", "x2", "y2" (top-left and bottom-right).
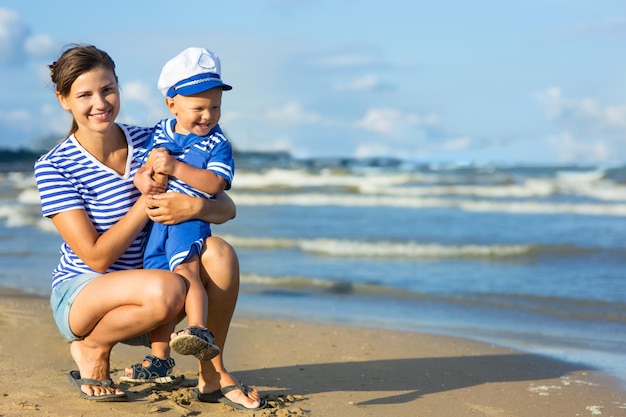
[
  {"x1": 145, "y1": 192, "x2": 236, "y2": 226},
  {"x1": 50, "y1": 195, "x2": 150, "y2": 272}
]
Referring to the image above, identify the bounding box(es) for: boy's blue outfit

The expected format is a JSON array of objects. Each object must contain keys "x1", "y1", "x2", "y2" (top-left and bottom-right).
[{"x1": 138, "y1": 118, "x2": 234, "y2": 271}]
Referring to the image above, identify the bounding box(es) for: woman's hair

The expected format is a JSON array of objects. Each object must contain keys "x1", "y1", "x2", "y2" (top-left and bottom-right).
[{"x1": 49, "y1": 44, "x2": 118, "y2": 136}]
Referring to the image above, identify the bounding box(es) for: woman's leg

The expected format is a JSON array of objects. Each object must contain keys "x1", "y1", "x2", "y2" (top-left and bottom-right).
[
  {"x1": 196, "y1": 236, "x2": 262, "y2": 408},
  {"x1": 70, "y1": 269, "x2": 186, "y2": 397}
]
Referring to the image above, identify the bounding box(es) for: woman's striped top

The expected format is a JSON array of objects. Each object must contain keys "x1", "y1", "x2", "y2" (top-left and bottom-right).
[{"x1": 34, "y1": 124, "x2": 152, "y2": 288}]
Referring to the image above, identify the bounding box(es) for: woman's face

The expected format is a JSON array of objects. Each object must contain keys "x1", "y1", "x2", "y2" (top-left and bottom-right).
[{"x1": 57, "y1": 66, "x2": 120, "y2": 138}]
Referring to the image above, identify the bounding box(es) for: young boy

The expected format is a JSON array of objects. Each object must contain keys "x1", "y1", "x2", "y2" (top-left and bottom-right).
[{"x1": 126, "y1": 47, "x2": 234, "y2": 382}]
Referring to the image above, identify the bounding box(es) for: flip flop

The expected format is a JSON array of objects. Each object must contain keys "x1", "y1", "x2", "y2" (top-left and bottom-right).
[
  {"x1": 67, "y1": 370, "x2": 127, "y2": 402},
  {"x1": 191, "y1": 387, "x2": 223, "y2": 403},
  {"x1": 219, "y1": 385, "x2": 267, "y2": 411},
  {"x1": 192, "y1": 384, "x2": 267, "y2": 410}
]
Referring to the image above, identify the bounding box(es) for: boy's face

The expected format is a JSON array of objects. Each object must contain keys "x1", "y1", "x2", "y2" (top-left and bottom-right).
[{"x1": 166, "y1": 87, "x2": 222, "y2": 136}]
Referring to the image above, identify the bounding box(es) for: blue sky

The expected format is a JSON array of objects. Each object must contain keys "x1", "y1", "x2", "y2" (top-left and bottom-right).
[{"x1": 1, "y1": 0, "x2": 626, "y2": 165}]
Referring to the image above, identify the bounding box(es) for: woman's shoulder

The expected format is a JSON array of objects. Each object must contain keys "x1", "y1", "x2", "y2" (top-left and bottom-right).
[
  {"x1": 118, "y1": 123, "x2": 154, "y2": 145},
  {"x1": 119, "y1": 123, "x2": 159, "y2": 159},
  {"x1": 35, "y1": 137, "x2": 75, "y2": 166}
]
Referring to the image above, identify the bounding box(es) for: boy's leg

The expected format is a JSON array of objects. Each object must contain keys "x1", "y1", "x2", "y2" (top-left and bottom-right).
[
  {"x1": 170, "y1": 248, "x2": 220, "y2": 361},
  {"x1": 174, "y1": 255, "x2": 208, "y2": 327}
]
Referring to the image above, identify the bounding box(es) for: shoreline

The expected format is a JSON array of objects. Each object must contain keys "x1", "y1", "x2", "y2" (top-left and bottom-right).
[{"x1": 1, "y1": 287, "x2": 625, "y2": 416}]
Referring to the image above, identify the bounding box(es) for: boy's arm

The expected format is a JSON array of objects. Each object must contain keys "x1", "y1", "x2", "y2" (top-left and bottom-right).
[
  {"x1": 148, "y1": 147, "x2": 228, "y2": 195},
  {"x1": 171, "y1": 162, "x2": 228, "y2": 195}
]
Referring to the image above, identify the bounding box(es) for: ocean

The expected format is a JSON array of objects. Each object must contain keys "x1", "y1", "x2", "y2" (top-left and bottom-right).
[{"x1": 1, "y1": 153, "x2": 625, "y2": 389}]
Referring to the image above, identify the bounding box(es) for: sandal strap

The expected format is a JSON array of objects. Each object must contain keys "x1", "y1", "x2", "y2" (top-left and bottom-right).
[
  {"x1": 177, "y1": 326, "x2": 215, "y2": 344},
  {"x1": 145, "y1": 354, "x2": 176, "y2": 369},
  {"x1": 77, "y1": 377, "x2": 114, "y2": 388},
  {"x1": 129, "y1": 354, "x2": 176, "y2": 379},
  {"x1": 219, "y1": 381, "x2": 255, "y2": 396},
  {"x1": 220, "y1": 385, "x2": 243, "y2": 396}
]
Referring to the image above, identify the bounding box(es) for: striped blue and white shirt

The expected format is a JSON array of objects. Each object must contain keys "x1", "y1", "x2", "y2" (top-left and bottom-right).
[
  {"x1": 34, "y1": 124, "x2": 152, "y2": 289},
  {"x1": 135, "y1": 119, "x2": 234, "y2": 199}
]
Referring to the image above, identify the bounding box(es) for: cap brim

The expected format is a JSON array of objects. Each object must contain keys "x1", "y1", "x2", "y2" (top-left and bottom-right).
[{"x1": 170, "y1": 81, "x2": 232, "y2": 97}]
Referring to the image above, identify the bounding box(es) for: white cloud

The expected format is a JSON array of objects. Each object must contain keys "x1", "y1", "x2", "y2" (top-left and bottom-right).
[
  {"x1": 258, "y1": 135, "x2": 293, "y2": 152},
  {"x1": 535, "y1": 88, "x2": 626, "y2": 163},
  {"x1": 536, "y1": 87, "x2": 626, "y2": 129},
  {"x1": 441, "y1": 136, "x2": 472, "y2": 151},
  {"x1": 355, "y1": 109, "x2": 395, "y2": 134},
  {"x1": 0, "y1": 105, "x2": 69, "y2": 148},
  {"x1": 122, "y1": 81, "x2": 155, "y2": 104},
  {"x1": 41, "y1": 103, "x2": 71, "y2": 137},
  {"x1": 221, "y1": 111, "x2": 243, "y2": 125},
  {"x1": 535, "y1": 87, "x2": 563, "y2": 119},
  {"x1": 314, "y1": 52, "x2": 377, "y2": 69},
  {"x1": 354, "y1": 108, "x2": 439, "y2": 135},
  {"x1": 264, "y1": 101, "x2": 320, "y2": 126},
  {"x1": 24, "y1": 34, "x2": 59, "y2": 58},
  {"x1": 548, "y1": 132, "x2": 610, "y2": 163},
  {"x1": 354, "y1": 142, "x2": 431, "y2": 161},
  {"x1": 334, "y1": 74, "x2": 392, "y2": 92},
  {"x1": 0, "y1": 8, "x2": 59, "y2": 65},
  {"x1": 0, "y1": 108, "x2": 30, "y2": 125},
  {"x1": 557, "y1": 16, "x2": 626, "y2": 37},
  {"x1": 120, "y1": 80, "x2": 165, "y2": 122},
  {"x1": 0, "y1": 8, "x2": 28, "y2": 65},
  {"x1": 603, "y1": 105, "x2": 626, "y2": 127},
  {"x1": 354, "y1": 143, "x2": 393, "y2": 158}
]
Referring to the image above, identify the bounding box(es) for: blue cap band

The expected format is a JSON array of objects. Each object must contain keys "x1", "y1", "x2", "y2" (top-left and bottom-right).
[{"x1": 166, "y1": 72, "x2": 232, "y2": 97}]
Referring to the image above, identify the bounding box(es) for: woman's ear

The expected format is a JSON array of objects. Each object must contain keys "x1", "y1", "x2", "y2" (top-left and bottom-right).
[{"x1": 56, "y1": 91, "x2": 71, "y2": 111}]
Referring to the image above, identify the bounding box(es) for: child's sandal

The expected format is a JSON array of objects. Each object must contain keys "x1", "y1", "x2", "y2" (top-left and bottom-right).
[
  {"x1": 170, "y1": 326, "x2": 220, "y2": 361},
  {"x1": 119, "y1": 354, "x2": 181, "y2": 384}
]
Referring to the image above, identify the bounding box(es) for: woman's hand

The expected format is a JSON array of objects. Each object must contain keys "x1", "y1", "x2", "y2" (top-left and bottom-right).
[
  {"x1": 145, "y1": 192, "x2": 199, "y2": 225},
  {"x1": 146, "y1": 192, "x2": 236, "y2": 225}
]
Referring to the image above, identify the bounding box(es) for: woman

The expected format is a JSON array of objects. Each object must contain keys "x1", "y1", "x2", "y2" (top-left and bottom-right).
[{"x1": 34, "y1": 44, "x2": 263, "y2": 410}]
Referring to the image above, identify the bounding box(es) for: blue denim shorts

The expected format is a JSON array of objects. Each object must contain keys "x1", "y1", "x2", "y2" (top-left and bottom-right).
[
  {"x1": 50, "y1": 272, "x2": 152, "y2": 347},
  {"x1": 50, "y1": 273, "x2": 101, "y2": 341}
]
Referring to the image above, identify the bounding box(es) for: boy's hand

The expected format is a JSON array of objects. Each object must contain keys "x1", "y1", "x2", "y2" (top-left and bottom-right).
[
  {"x1": 147, "y1": 148, "x2": 176, "y2": 182},
  {"x1": 134, "y1": 165, "x2": 168, "y2": 195}
]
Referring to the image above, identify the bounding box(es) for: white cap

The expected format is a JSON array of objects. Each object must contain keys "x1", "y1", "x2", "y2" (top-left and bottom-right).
[{"x1": 158, "y1": 47, "x2": 232, "y2": 97}]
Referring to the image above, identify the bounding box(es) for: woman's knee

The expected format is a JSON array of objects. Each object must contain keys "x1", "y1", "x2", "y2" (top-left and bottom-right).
[
  {"x1": 200, "y1": 237, "x2": 240, "y2": 288},
  {"x1": 145, "y1": 271, "x2": 186, "y2": 316},
  {"x1": 202, "y1": 236, "x2": 237, "y2": 262}
]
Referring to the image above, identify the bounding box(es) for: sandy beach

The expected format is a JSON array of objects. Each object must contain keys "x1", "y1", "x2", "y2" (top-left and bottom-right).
[{"x1": 0, "y1": 288, "x2": 624, "y2": 417}]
